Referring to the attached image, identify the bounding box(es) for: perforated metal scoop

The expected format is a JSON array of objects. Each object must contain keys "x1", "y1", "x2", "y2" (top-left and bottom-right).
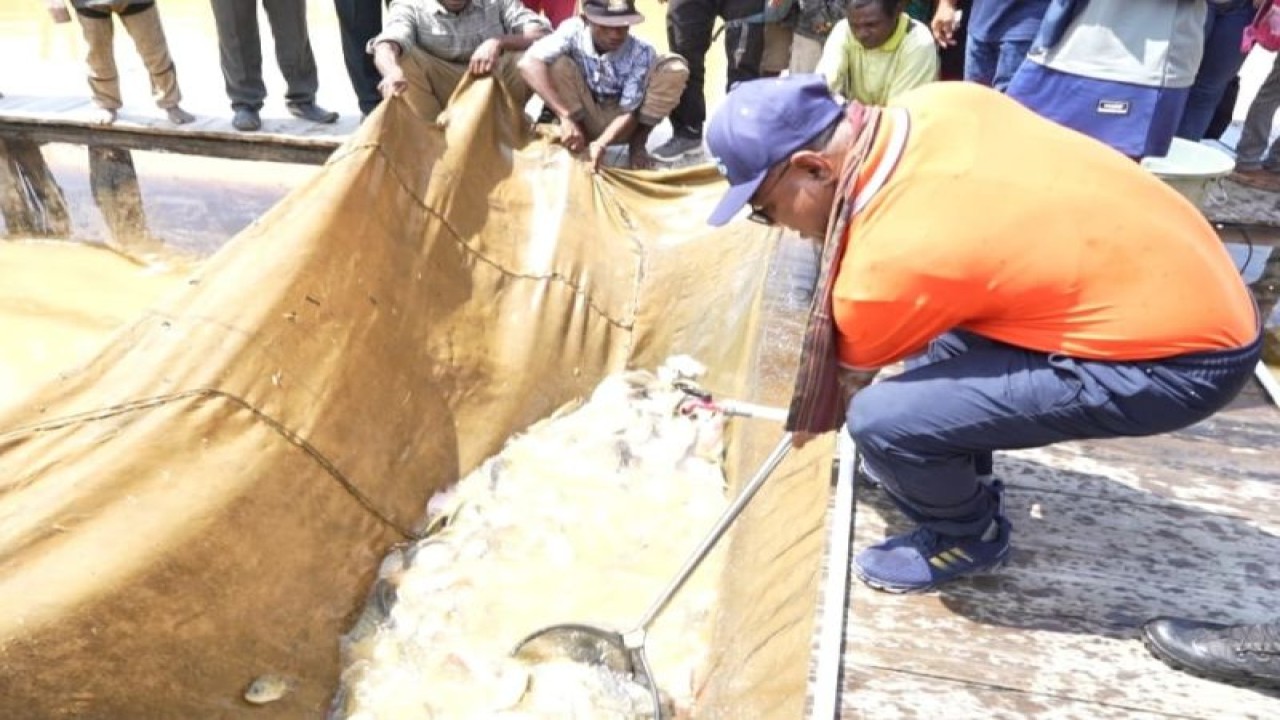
[{"x1": 512, "y1": 434, "x2": 793, "y2": 720}]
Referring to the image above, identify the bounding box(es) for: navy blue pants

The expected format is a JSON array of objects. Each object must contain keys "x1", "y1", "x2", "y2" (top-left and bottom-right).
[
  {"x1": 964, "y1": 38, "x2": 1032, "y2": 92},
  {"x1": 848, "y1": 330, "x2": 1261, "y2": 537},
  {"x1": 335, "y1": 0, "x2": 384, "y2": 116},
  {"x1": 1176, "y1": 0, "x2": 1253, "y2": 141}
]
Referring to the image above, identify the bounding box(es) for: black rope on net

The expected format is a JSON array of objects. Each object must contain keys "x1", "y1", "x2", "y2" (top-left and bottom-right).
[{"x1": 0, "y1": 387, "x2": 419, "y2": 539}]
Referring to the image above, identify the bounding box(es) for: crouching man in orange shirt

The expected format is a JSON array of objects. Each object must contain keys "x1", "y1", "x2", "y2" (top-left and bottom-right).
[{"x1": 706, "y1": 76, "x2": 1260, "y2": 593}]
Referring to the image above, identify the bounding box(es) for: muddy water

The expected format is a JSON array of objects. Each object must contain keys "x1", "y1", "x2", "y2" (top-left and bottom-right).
[
  {"x1": 27, "y1": 144, "x2": 319, "y2": 256},
  {"x1": 0, "y1": 239, "x2": 185, "y2": 413}
]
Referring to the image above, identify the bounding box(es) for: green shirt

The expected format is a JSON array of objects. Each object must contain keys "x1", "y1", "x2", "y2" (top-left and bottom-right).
[
  {"x1": 906, "y1": 0, "x2": 932, "y2": 23},
  {"x1": 816, "y1": 14, "x2": 939, "y2": 106}
]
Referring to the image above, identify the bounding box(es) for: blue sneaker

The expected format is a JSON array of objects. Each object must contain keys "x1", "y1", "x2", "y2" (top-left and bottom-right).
[{"x1": 853, "y1": 516, "x2": 1012, "y2": 593}]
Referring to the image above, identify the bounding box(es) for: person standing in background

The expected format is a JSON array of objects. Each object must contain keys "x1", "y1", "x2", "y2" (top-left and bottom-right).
[
  {"x1": 336, "y1": 0, "x2": 387, "y2": 119},
  {"x1": 932, "y1": 0, "x2": 1048, "y2": 90},
  {"x1": 1177, "y1": 0, "x2": 1258, "y2": 142},
  {"x1": 210, "y1": 0, "x2": 340, "y2": 131},
  {"x1": 1006, "y1": 0, "x2": 1206, "y2": 160},
  {"x1": 789, "y1": 0, "x2": 846, "y2": 73},
  {"x1": 649, "y1": 0, "x2": 766, "y2": 161},
  {"x1": 1232, "y1": 50, "x2": 1280, "y2": 189},
  {"x1": 45, "y1": 0, "x2": 195, "y2": 126}
]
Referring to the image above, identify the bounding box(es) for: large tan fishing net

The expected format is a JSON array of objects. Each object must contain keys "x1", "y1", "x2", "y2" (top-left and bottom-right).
[{"x1": 0, "y1": 64, "x2": 832, "y2": 718}]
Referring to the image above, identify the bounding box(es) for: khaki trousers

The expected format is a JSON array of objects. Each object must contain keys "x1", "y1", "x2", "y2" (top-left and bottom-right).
[
  {"x1": 789, "y1": 34, "x2": 822, "y2": 74},
  {"x1": 548, "y1": 54, "x2": 689, "y2": 140},
  {"x1": 401, "y1": 48, "x2": 531, "y2": 122},
  {"x1": 761, "y1": 23, "x2": 792, "y2": 75},
  {"x1": 76, "y1": 5, "x2": 182, "y2": 110}
]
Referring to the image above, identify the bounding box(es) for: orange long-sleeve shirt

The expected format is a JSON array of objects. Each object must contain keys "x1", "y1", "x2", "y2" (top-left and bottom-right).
[{"x1": 832, "y1": 82, "x2": 1257, "y2": 370}]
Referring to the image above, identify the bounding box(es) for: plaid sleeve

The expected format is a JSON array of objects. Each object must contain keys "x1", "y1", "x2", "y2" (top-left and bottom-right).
[
  {"x1": 368, "y1": 0, "x2": 418, "y2": 54},
  {"x1": 499, "y1": 0, "x2": 551, "y2": 33},
  {"x1": 526, "y1": 18, "x2": 578, "y2": 63},
  {"x1": 618, "y1": 42, "x2": 656, "y2": 113}
]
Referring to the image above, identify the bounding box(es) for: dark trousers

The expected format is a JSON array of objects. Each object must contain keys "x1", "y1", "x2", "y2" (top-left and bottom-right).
[
  {"x1": 665, "y1": 0, "x2": 764, "y2": 139},
  {"x1": 849, "y1": 329, "x2": 1261, "y2": 537},
  {"x1": 1177, "y1": 0, "x2": 1253, "y2": 141},
  {"x1": 335, "y1": 0, "x2": 384, "y2": 115},
  {"x1": 964, "y1": 37, "x2": 1032, "y2": 92},
  {"x1": 209, "y1": 0, "x2": 320, "y2": 110}
]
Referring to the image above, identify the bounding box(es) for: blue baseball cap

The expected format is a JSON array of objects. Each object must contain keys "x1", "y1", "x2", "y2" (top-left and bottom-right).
[{"x1": 706, "y1": 75, "x2": 845, "y2": 226}]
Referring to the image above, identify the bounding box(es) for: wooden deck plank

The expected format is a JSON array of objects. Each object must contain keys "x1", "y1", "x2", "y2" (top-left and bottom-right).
[
  {"x1": 844, "y1": 604, "x2": 1280, "y2": 719},
  {"x1": 843, "y1": 671, "x2": 1198, "y2": 719},
  {"x1": 0, "y1": 94, "x2": 356, "y2": 165},
  {"x1": 836, "y1": 388, "x2": 1280, "y2": 718}
]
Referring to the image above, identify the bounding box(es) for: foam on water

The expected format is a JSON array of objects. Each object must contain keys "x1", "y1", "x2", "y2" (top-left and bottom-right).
[{"x1": 333, "y1": 357, "x2": 730, "y2": 719}]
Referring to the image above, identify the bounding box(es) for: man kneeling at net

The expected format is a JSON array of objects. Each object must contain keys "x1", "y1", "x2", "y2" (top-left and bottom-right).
[
  {"x1": 519, "y1": 0, "x2": 689, "y2": 171},
  {"x1": 704, "y1": 75, "x2": 1260, "y2": 593}
]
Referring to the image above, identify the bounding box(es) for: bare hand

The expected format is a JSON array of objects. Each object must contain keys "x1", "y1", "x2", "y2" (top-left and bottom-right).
[
  {"x1": 469, "y1": 39, "x2": 502, "y2": 76},
  {"x1": 588, "y1": 142, "x2": 609, "y2": 173},
  {"x1": 930, "y1": 4, "x2": 958, "y2": 47},
  {"x1": 559, "y1": 118, "x2": 586, "y2": 154},
  {"x1": 378, "y1": 67, "x2": 408, "y2": 99}
]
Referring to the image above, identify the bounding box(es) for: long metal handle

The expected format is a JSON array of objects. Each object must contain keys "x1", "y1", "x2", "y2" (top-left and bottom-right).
[
  {"x1": 716, "y1": 400, "x2": 789, "y2": 423},
  {"x1": 631, "y1": 434, "x2": 793, "y2": 632}
]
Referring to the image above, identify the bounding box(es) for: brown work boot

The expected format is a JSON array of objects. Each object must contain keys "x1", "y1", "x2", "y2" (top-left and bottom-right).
[{"x1": 1230, "y1": 167, "x2": 1280, "y2": 192}]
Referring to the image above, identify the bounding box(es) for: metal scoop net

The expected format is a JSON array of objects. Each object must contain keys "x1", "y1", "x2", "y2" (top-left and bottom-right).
[{"x1": 512, "y1": 433, "x2": 794, "y2": 719}]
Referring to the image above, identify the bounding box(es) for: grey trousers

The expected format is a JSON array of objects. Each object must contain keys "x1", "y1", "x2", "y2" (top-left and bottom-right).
[
  {"x1": 1237, "y1": 53, "x2": 1280, "y2": 169},
  {"x1": 209, "y1": 0, "x2": 320, "y2": 110}
]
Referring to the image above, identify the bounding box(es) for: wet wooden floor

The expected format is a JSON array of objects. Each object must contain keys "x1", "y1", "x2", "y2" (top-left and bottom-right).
[{"x1": 827, "y1": 374, "x2": 1280, "y2": 719}]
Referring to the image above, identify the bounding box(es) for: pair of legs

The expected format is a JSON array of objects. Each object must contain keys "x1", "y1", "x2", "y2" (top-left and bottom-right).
[
  {"x1": 74, "y1": 3, "x2": 192, "y2": 125},
  {"x1": 659, "y1": 0, "x2": 764, "y2": 157},
  {"x1": 963, "y1": 36, "x2": 1031, "y2": 91},
  {"x1": 547, "y1": 55, "x2": 690, "y2": 166},
  {"x1": 209, "y1": 0, "x2": 336, "y2": 128},
  {"x1": 849, "y1": 329, "x2": 1260, "y2": 591},
  {"x1": 1176, "y1": 0, "x2": 1253, "y2": 141},
  {"x1": 1235, "y1": 53, "x2": 1280, "y2": 178},
  {"x1": 334, "y1": 0, "x2": 386, "y2": 117}
]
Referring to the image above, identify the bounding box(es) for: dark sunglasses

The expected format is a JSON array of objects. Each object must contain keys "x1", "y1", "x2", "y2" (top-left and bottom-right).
[{"x1": 747, "y1": 163, "x2": 791, "y2": 226}]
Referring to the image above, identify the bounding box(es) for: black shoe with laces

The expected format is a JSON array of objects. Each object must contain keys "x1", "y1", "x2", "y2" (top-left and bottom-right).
[{"x1": 1142, "y1": 617, "x2": 1280, "y2": 689}]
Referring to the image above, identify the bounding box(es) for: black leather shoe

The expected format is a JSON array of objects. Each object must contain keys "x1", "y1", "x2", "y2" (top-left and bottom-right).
[
  {"x1": 232, "y1": 107, "x2": 261, "y2": 132},
  {"x1": 288, "y1": 102, "x2": 338, "y2": 124},
  {"x1": 1142, "y1": 617, "x2": 1280, "y2": 688}
]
